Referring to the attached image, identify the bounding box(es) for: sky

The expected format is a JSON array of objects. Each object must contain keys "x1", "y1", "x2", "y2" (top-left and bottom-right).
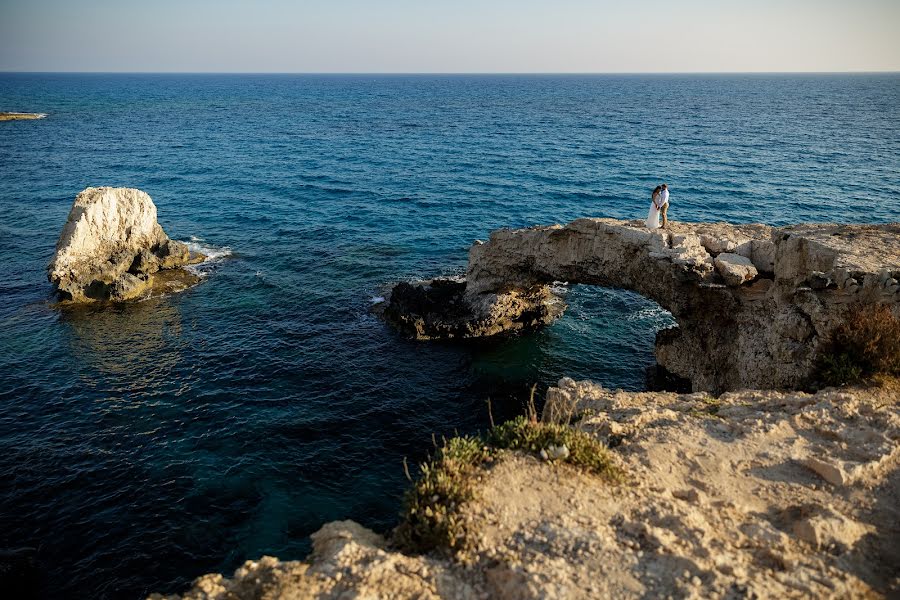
[{"x1": 1, "y1": 0, "x2": 899, "y2": 73}]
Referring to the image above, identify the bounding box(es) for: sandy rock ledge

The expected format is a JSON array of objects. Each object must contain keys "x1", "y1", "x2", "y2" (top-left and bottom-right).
[{"x1": 153, "y1": 380, "x2": 900, "y2": 600}]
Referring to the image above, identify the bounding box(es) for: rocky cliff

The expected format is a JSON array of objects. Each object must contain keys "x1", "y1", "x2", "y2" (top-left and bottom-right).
[
  {"x1": 382, "y1": 219, "x2": 900, "y2": 392},
  {"x1": 152, "y1": 380, "x2": 900, "y2": 600},
  {"x1": 48, "y1": 187, "x2": 204, "y2": 302}
]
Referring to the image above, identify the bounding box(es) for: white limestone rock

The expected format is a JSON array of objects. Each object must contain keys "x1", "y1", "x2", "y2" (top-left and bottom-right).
[
  {"x1": 48, "y1": 187, "x2": 203, "y2": 302},
  {"x1": 714, "y1": 252, "x2": 758, "y2": 286},
  {"x1": 750, "y1": 239, "x2": 777, "y2": 273}
]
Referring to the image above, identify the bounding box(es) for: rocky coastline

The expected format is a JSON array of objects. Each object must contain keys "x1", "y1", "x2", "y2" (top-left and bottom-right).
[
  {"x1": 48, "y1": 187, "x2": 205, "y2": 302},
  {"x1": 147, "y1": 217, "x2": 899, "y2": 600},
  {"x1": 154, "y1": 380, "x2": 900, "y2": 600}
]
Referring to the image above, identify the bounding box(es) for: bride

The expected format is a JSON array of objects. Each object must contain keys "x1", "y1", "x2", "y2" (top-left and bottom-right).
[{"x1": 646, "y1": 185, "x2": 662, "y2": 229}]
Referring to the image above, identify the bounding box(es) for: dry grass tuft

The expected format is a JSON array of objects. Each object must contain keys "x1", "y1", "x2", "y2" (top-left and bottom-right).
[
  {"x1": 394, "y1": 388, "x2": 623, "y2": 555},
  {"x1": 393, "y1": 436, "x2": 490, "y2": 555},
  {"x1": 816, "y1": 305, "x2": 900, "y2": 387},
  {"x1": 489, "y1": 416, "x2": 623, "y2": 479}
]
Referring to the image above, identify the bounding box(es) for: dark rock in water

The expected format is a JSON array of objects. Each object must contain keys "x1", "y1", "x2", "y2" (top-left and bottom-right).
[
  {"x1": 379, "y1": 277, "x2": 563, "y2": 340},
  {"x1": 389, "y1": 279, "x2": 469, "y2": 320}
]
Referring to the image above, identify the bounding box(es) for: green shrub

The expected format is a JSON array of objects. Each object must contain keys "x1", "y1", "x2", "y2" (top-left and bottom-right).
[
  {"x1": 489, "y1": 415, "x2": 622, "y2": 479},
  {"x1": 393, "y1": 436, "x2": 489, "y2": 555},
  {"x1": 817, "y1": 353, "x2": 864, "y2": 387},
  {"x1": 395, "y1": 415, "x2": 623, "y2": 555},
  {"x1": 816, "y1": 305, "x2": 900, "y2": 387}
]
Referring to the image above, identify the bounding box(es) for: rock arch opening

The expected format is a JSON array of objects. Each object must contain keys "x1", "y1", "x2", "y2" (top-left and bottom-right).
[{"x1": 541, "y1": 285, "x2": 680, "y2": 391}]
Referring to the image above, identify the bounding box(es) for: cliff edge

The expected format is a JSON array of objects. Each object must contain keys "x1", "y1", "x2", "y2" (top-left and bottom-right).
[{"x1": 152, "y1": 381, "x2": 899, "y2": 600}]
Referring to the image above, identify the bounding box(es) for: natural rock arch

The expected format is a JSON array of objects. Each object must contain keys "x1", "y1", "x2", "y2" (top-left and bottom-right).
[
  {"x1": 382, "y1": 218, "x2": 900, "y2": 392},
  {"x1": 48, "y1": 187, "x2": 205, "y2": 302}
]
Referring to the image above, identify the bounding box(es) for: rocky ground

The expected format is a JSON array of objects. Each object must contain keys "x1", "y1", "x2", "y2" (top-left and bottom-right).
[{"x1": 153, "y1": 380, "x2": 899, "y2": 599}]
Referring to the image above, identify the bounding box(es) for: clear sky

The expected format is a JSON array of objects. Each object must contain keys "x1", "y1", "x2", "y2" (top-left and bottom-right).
[{"x1": 1, "y1": 0, "x2": 898, "y2": 73}]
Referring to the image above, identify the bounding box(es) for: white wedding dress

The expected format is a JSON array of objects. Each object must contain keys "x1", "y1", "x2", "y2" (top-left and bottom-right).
[{"x1": 645, "y1": 201, "x2": 660, "y2": 229}]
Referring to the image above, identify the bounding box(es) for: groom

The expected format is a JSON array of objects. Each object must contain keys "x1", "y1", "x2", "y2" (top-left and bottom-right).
[{"x1": 659, "y1": 183, "x2": 670, "y2": 228}]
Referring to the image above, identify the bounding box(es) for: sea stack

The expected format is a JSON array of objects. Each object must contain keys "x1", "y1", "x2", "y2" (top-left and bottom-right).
[{"x1": 48, "y1": 187, "x2": 204, "y2": 302}]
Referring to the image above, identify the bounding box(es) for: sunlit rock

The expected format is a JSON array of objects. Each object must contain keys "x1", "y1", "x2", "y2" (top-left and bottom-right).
[
  {"x1": 48, "y1": 187, "x2": 205, "y2": 302},
  {"x1": 381, "y1": 218, "x2": 900, "y2": 392}
]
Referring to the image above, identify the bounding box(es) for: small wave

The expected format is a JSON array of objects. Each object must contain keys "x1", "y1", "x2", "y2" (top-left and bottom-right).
[
  {"x1": 547, "y1": 296, "x2": 567, "y2": 307},
  {"x1": 182, "y1": 238, "x2": 233, "y2": 277},
  {"x1": 549, "y1": 281, "x2": 569, "y2": 296},
  {"x1": 370, "y1": 296, "x2": 385, "y2": 304},
  {"x1": 626, "y1": 305, "x2": 675, "y2": 323}
]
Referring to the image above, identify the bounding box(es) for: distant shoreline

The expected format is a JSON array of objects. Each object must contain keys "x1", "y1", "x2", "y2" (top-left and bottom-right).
[
  {"x1": 0, "y1": 112, "x2": 46, "y2": 121},
  {"x1": 0, "y1": 71, "x2": 898, "y2": 76}
]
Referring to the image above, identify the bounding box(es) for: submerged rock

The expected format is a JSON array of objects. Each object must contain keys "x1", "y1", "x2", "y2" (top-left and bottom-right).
[{"x1": 48, "y1": 187, "x2": 205, "y2": 302}]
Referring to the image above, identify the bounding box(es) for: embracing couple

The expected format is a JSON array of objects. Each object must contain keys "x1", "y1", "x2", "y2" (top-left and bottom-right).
[{"x1": 645, "y1": 183, "x2": 669, "y2": 230}]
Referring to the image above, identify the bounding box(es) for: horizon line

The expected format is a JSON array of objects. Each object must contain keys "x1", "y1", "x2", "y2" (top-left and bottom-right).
[{"x1": 2, "y1": 70, "x2": 899, "y2": 76}]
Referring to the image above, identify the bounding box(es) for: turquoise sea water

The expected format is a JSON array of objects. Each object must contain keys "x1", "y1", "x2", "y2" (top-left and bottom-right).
[{"x1": 1, "y1": 74, "x2": 898, "y2": 599}]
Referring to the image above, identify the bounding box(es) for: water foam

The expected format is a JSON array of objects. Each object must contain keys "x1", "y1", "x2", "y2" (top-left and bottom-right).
[
  {"x1": 183, "y1": 237, "x2": 233, "y2": 277},
  {"x1": 550, "y1": 281, "x2": 570, "y2": 296}
]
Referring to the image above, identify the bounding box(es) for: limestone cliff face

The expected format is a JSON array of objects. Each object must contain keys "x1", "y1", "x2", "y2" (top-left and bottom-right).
[
  {"x1": 384, "y1": 218, "x2": 900, "y2": 392},
  {"x1": 48, "y1": 187, "x2": 203, "y2": 302}
]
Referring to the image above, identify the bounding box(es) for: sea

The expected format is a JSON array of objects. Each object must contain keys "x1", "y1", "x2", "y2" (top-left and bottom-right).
[{"x1": 0, "y1": 73, "x2": 898, "y2": 599}]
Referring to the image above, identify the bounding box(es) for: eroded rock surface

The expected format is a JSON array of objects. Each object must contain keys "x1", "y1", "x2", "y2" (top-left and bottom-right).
[
  {"x1": 382, "y1": 219, "x2": 900, "y2": 391},
  {"x1": 149, "y1": 520, "x2": 481, "y2": 600},
  {"x1": 48, "y1": 187, "x2": 204, "y2": 302},
  {"x1": 378, "y1": 277, "x2": 563, "y2": 340},
  {"x1": 155, "y1": 380, "x2": 900, "y2": 600}
]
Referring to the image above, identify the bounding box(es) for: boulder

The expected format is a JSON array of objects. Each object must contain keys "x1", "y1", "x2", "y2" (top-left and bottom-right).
[
  {"x1": 714, "y1": 253, "x2": 758, "y2": 286},
  {"x1": 792, "y1": 506, "x2": 868, "y2": 552},
  {"x1": 378, "y1": 278, "x2": 562, "y2": 340},
  {"x1": 48, "y1": 187, "x2": 204, "y2": 302}
]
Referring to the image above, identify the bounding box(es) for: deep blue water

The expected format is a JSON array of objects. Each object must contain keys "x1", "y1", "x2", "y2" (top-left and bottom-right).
[{"x1": 1, "y1": 73, "x2": 898, "y2": 599}]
